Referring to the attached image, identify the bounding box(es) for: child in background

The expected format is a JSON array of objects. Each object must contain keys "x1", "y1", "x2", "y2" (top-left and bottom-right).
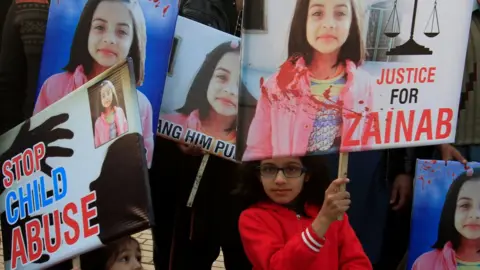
[
  {"x1": 34, "y1": 0, "x2": 154, "y2": 166},
  {"x1": 412, "y1": 169, "x2": 480, "y2": 269},
  {"x1": 73, "y1": 236, "x2": 143, "y2": 270},
  {"x1": 243, "y1": 0, "x2": 373, "y2": 161},
  {"x1": 94, "y1": 80, "x2": 128, "y2": 147},
  {"x1": 235, "y1": 155, "x2": 372, "y2": 269}
]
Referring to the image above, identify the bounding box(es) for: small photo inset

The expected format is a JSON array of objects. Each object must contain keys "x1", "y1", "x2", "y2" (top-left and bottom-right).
[{"x1": 88, "y1": 79, "x2": 129, "y2": 148}]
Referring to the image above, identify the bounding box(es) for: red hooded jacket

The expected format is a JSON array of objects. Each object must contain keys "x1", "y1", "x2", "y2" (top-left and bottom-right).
[{"x1": 239, "y1": 202, "x2": 372, "y2": 270}]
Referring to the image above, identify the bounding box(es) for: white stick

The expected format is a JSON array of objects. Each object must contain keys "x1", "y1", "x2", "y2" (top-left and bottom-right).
[{"x1": 186, "y1": 153, "x2": 210, "y2": 207}]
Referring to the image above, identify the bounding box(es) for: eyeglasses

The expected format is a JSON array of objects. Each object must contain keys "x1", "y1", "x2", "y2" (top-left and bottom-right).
[{"x1": 258, "y1": 165, "x2": 306, "y2": 179}]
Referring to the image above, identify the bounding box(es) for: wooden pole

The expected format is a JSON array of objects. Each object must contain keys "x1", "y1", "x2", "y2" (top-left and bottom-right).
[
  {"x1": 72, "y1": 256, "x2": 81, "y2": 269},
  {"x1": 337, "y1": 152, "x2": 349, "y2": 221}
]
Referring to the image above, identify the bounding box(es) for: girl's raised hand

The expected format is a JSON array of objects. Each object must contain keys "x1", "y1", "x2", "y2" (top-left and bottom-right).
[{"x1": 318, "y1": 178, "x2": 351, "y2": 223}]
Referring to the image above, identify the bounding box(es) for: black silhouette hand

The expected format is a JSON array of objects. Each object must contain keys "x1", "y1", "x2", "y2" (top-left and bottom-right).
[
  {"x1": 0, "y1": 114, "x2": 74, "y2": 195},
  {"x1": 89, "y1": 133, "x2": 152, "y2": 244}
]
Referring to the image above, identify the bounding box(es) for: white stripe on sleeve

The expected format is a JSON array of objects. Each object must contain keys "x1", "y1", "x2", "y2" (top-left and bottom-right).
[
  {"x1": 305, "y1": 227, "x2": 323, "y2": 248},
  {"x1": 301, "y1": 231, "x2": 320, "y2": 252}
]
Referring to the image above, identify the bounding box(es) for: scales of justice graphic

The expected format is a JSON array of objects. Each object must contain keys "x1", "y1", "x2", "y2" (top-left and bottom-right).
[{"x1": 384, "y1": 0, "x2": 440, "y2": 55}]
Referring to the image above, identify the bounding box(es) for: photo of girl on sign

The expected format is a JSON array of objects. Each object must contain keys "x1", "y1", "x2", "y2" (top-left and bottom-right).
[
  {"x1": 408, "y1": 160, "x2": 480, "y2": 269},
  {"x1": 159, "y1": 17, "x2": 256, "y2": 159},
  {"x1": 163, "y1": 41, "x2": 241, "y2": 144},
  {"x1": 239, "y1": 0, "x2": 373, "y2": 161},
  {"x1": 89, "y1": 80, "x2": 129, "y2": 148},
  {"x1": 34, "y1": 0, "x2": 178, "y2": 168}
]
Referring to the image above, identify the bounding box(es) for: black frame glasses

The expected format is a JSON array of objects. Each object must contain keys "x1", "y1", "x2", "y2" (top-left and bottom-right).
[{"x1": 257, "y1": 165, "x2": 307, "y2": 179}]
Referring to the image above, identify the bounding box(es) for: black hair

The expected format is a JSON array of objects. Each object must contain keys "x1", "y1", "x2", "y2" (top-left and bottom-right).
[
  {"x1": 288, "y1": 0, "x2": 366, "y2": 67},
  {"x1": 64, "y1": 0, "x2": 143, "y2": 85},
  {"x1": 80, "y1": 236, "x2": 141, "y2": 269},
  {"x1": 432, "y1": 168, "x2": 480, "y2": 250},
  {"x1": 233, "y1": 155, "x2": 331, "y2": 210}
]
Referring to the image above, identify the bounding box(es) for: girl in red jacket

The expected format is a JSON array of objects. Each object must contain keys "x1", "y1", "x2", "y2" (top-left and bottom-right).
[{"x1": 236, "y1": 155, "x2": 372, "y2": 270}]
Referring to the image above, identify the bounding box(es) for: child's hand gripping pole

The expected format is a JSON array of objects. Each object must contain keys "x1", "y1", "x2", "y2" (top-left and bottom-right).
[
  {"x1": 186, "y1": 153, "x2": 210, "y2": 207},
  {"x1": 337, "y1": 152, "x2": 349, "y2": 221}
]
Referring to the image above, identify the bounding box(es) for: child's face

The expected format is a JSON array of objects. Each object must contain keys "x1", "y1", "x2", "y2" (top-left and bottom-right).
[
  {"x1": 109, "y1": 242, "x2": 142, "y2": 270},
  {"x1": 259, "y1": 157, "x2": 307, "y2": 205},
  {"x1": 206, "y1": 52, "x2": 240, "y2": 117},
  {"x1": 305, "y1": 0, "x2": 352, "y2": 55},
  {"x1": 455, "y1": 180, "x2": 480, "y2": 240},
  {"x1": 101, "y1": 85, "x2": 113, "y2": 108},
  {"x1": 88, "y1": 1, "x2": 134, "y2": 68}
]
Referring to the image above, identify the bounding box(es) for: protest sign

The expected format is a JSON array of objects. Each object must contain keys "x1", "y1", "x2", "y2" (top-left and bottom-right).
[
  {"x1": 34, "y1": 0, "x2": 178, "y2": 168},
  {"x1": 158, "y1": 16, "x2": 244, "y2": 161},
  {"x1": 0, "y1": 60, "x2": 152, "y2": 269},
  {"x1": 408, "y1": 159, "x2": 480, "y2": 269},
  {"x1": 238, "y1": 0, "x2": 472, "y2": 161}
]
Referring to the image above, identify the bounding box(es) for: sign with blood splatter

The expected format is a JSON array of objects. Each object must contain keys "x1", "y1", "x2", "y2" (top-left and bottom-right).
[
  {"x1": 34, "y1": 0, "x2": 178, "y2": 168},
  {"x1": 407, "y1": 159, "x2": 480, "y2": 269},
  {"x1": 237, "y1": 0, "x2": 473, "y2": 161}
]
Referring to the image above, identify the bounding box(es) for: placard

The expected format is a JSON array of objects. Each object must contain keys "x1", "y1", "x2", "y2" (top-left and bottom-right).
[
  {"x1": 238, "y1": 0, "x2": 472, "y2": 161},
  {"x1": 34, "y1": 0, "x2": 178, "y2": 168},
  {"x1": 0, "y1": 61, "x2": 152, "y2": 269},
  {"x1": 158, "y1": 17, "x2": 249, "y2": 160},
  {"x1": 408, "y1": 159, "x2": 480, "y2": 269}
]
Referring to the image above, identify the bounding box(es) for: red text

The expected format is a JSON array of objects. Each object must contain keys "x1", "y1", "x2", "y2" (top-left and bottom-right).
[
  {"x1": 343, "y1": 108, "x2": 453, "y2": 147},
  {"x1": 11, "y1": 191, "x2": 99, "y2": 269},
  {"x1": 2, "y1": 142, "x2": 46, "y2": 189},
  {"x1": 377, "y1": 67, "x2": 436, "y2": 85}
]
